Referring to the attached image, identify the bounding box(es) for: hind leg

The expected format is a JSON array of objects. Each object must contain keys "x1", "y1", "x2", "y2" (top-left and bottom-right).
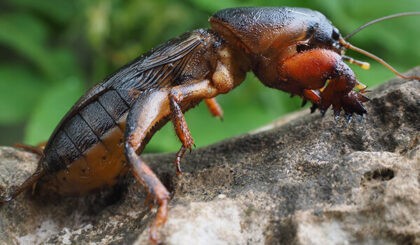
[
  {"x1": 0, "y1": 161, "x2": 45, "y2": 203},
  {"x1": 125, "y1": 81, "x2": 220, "y2": 242},
  {"x1": 124, "y1": 90, "x2": 172, "y2": 243},
  {"x1": 14, "y1": 143, "x2": 45, "y2": 156},
  {"x1": 125, "y1": 147, "x2": 170, "y2": 243}
]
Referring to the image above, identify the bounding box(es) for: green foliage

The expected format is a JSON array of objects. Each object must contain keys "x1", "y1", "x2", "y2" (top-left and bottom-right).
[
  {"x1": 25, "y1": 77, "x2": 85, "y2": 144},
  {"x1": 0, "y1": 0, "x2": 419, "y2": 152},
  {"x1": 0, "y1": 66, "x2": 46, "y2": 124}
]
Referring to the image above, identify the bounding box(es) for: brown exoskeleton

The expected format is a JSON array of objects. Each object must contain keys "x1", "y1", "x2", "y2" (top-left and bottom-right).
[{"x1": 1, "y1": 7, "x2": 419, "y2": 243}]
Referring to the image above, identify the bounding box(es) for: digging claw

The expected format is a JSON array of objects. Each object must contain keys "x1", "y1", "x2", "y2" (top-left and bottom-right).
[{"x1": 313, "y1": 87, "x2": 368, "y2": 119}]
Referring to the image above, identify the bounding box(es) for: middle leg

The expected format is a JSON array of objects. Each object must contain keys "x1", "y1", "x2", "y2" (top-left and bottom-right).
[
  {"x1": 170, "y1": 97, "x2": 223, "y2": 174},
  {"x1": 168, "y1": 81, "x2": 219, "y2": 174},
  {"x1": 205, "y1": 98, "x2": 224, "y2": 120}
]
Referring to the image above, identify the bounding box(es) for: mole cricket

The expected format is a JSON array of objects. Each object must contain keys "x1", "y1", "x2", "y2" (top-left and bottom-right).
[{"x1": 1, "y1": 7, "x2": 419, "y2": 243}]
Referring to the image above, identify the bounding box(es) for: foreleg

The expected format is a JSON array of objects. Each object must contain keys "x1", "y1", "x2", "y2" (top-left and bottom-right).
[{"x1": 279, "y1": 48, "x2": 368, "y2": 116}]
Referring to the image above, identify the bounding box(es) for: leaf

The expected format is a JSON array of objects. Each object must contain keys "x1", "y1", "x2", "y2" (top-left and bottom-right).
[
  {"x1": 185, "y1": 0, "x2": 245, "y2": 12},
  {"x1": 6, "y1": 0, "x2": 77, "y2": 24},
  {"x1": 48, "y1": 48, "x2": 84, "y2": 80},
  {"x1": 0, "y1": 13, "x2": 60, "y2": 81},
  {"x1": 0, "y1": 66, "x2": 47, "y2": 124},
  {"x1": 24, "y1": 77, "x2": 85, "y2": 144}
]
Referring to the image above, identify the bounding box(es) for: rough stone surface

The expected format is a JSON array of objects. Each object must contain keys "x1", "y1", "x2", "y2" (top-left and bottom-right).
[{"x1": 0, "y1": 67, "x2": 419, "y2": 245}]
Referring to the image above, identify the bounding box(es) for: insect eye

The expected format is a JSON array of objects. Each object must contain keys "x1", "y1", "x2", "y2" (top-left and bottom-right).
[
  {"x1": 332, "y1": 28, "x2": 340, "y2": 40},
  {"x1": 306, "y1": 25, "x2": 316, "y2": 38}
]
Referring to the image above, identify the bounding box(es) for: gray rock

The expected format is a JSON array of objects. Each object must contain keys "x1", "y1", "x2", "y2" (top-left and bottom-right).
[{"x1": 1, "y1": 67, "x2": 419, "y2": 245}]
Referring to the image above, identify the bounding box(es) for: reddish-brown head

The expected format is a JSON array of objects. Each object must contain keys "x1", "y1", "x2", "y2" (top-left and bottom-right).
[
  {"x1": 210, "y1": 7, "x2": 344, "y2": 85},
  {"x1": 210, "y1": 7, "x2": 368, "y2": 117}
]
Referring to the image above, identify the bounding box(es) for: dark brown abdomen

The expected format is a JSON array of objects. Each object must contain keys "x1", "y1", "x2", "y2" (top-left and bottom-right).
[{"x1": 40, "y1": 89, "x2": 135, "y2": 195}]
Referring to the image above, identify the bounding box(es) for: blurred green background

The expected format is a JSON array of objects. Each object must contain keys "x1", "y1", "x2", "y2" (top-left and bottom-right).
[{"x1": 0, "y1": 0, "x2": 419, "y2": 153}]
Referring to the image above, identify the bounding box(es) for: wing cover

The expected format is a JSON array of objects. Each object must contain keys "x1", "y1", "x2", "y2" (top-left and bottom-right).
[
  {"x1": 80, "y1": 31, "x2": 203, "y2": 106},
  {"x1": 42, "y1": 30, "x2": 206, "y2": 164}
]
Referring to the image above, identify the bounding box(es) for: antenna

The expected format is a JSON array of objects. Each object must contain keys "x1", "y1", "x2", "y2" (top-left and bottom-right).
[
  {"x1": 344, "y1": 12, "x2": 420, "y2": 40},
  {"x1": 340, "y1": 12, "x2": 420, "y2": 80},
  {"x1": 340, "y1": 38, "x2": 420, "y2": 80}
]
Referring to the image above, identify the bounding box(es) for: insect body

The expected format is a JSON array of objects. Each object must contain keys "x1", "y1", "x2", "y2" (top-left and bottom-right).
[{"x1": 1, "y1": 7, "x2": 416, "y2": 243}]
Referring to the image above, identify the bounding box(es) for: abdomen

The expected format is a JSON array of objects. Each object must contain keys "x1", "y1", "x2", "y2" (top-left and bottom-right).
[{"x1": 39, "y1": 89, "x2": 134, "y2": 195}]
